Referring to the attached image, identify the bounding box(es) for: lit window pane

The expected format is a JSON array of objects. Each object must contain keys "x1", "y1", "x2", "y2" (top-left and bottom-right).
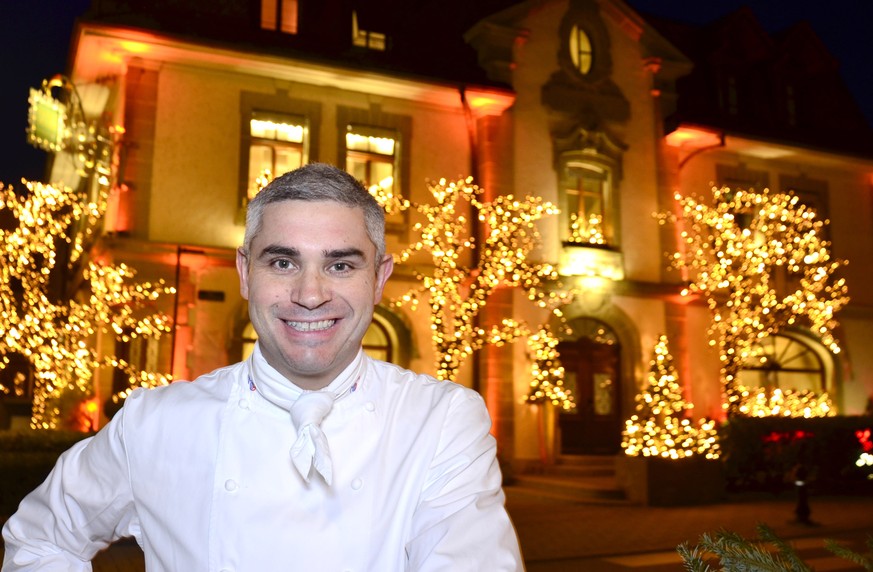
[
  {"x1": 346, "y1": 132, "x2": 370, "y2": 151},
  {"x1": 280, "y1": 0, "x2": 298, "y2": 34},
  {"x1": 250, "y1": 118, "x2": 303, "y2": 143},
  {"x1": 570, "y1": 25, "x2": 593, "y2": 75},
  {"x1": 261, "y1": 0, "x2": 277, "y2": 30},
  {"x1": 274, "y1": 147, "x2": 303, "y2": 178},
  {"x1": 370, "y1": 162, "x2": 394, "y2": 191}
]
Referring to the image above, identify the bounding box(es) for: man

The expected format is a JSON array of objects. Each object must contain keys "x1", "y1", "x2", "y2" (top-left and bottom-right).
[{"x1": 2, "y1": 163, "x2": 524, "y2": 571}]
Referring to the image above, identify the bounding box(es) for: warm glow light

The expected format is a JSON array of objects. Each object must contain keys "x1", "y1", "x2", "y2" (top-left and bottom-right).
[
  {"x1": 665, "y1": 126, "x2": 722, "y2": 148},
  {"x1": 659, "y1": 186, "x2": 849, "y2": 416},
  {"x1": 2, "y1": 119, "x2": 175, "y2": 429},
  {"x1": 622, "y1": 335, "x2": 720, "y2": 459},
  {"x1": 523, "y1": 330, "x2": 575, "y2": 411},
  {"x1": 371, "y1": 176, "x2": 572, "y2": 382}
]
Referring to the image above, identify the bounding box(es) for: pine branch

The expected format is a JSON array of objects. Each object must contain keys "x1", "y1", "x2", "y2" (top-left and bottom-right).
[{"x1": 824, "y1": 537, "x2": 873, "y2": 570}]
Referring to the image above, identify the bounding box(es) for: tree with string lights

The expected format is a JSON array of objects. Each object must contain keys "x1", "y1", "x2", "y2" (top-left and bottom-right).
[
  {"x1": 661, "y1": 186, "x2": 849, "y2": 417},
  {"x1": 370, "y1": 176, "x2": 573, "y2": 382},
  {"x1": 622, "y1": 335, "x2": 719, "y2": 459},
  {"x1": 0, "y1": 179, "x2": 175, "y2": 430}
]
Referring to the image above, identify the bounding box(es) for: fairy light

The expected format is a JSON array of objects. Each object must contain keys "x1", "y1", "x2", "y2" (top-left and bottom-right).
[
  {"x1": 567, "y1": 212, "x2": 605, "y2": 245},
  {"x1": 660, "y1": 186, "x2": 849, "y2": 416},
  {"x1": 524, "y1": 329, "x2": 575, "y2": 411},
  {"x1": 622, "y1": 335, "x2": 720, "y2": 459},
  {"x1": 0, "y1": 179, "x2": 174, "y2": 429},
  {"x1": 371, "y1": 176, "x2": 569, "y2": 381},
  {"x1": 734, "y1": 386, "x2": 835, "y2": 418}
]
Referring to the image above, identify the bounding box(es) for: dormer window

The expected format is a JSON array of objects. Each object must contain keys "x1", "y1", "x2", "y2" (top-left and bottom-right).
[
  {"x1": 569, "y1": 25, "x2": 593, "y2": 75},
  {"x1": 261, "y1": 0, "x2": 298, "y2": 34},
  {"x1": 352, "y1": 11, "x2": 386, "y2": 51}
]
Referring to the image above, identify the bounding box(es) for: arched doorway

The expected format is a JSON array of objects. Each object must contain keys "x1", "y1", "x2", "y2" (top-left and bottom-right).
[{"x1": 558, "y1": 319, "x2": 622, "y2": 455}]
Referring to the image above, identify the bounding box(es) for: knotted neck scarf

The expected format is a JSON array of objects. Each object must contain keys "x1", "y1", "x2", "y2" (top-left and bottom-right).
[{"x1": 248, "y1": 343, "x2": 364, "y2": 485}]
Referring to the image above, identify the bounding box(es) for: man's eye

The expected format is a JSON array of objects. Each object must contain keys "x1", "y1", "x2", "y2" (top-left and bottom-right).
[
  {"x1": 273, "y1": 259, "x2": 292, "y2": 270},
  {"x1": 331, "y1": 262, "x2": 352, "y2": 272}
]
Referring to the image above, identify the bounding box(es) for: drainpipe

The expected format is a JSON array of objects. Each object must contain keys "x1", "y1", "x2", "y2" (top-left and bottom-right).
[{"x1": 460, "y1": 86, "x2": 482, "y2": 393}]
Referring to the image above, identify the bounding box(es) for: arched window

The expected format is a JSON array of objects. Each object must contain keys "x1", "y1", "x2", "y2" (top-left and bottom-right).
[
  {"x1": 737, "y1": 333, "x2": 826, "y2": 393},
  {"x1": 569, "y1": 25, "x2": 593, "y2": 75},
  {"x1": 362, "y1": 318, "x2": 391, "y2": 363}
]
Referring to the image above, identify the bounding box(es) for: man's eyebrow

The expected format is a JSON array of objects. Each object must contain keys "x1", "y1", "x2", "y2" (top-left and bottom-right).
[
  {"x1": 258, "y1": 245, "x2": 300, "y2": 259},
  {"x1": 325, "y1": 248, "x2": 366, "y2": 260}
]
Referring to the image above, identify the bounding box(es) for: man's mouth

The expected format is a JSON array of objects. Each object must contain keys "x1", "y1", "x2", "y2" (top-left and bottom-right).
[{"x1": 285, "y1": 319, "x2": 336, "y2": 332}]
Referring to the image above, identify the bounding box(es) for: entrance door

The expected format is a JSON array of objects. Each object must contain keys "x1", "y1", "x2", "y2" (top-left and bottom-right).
[{"x1": 558, "y1": 337, "x2": 622, "y2": 455}]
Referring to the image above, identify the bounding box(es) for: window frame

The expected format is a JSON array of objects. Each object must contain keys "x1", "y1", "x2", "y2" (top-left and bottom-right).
[
  {"x1": 337, "y1": 106, "x2": 411, "y2": 236},
  {"x1": 238, "y1": 92, "x2": 321, "y2": 216},
  {"x1": 260, "y1": 0, "x2": 298, "y2": 34}
]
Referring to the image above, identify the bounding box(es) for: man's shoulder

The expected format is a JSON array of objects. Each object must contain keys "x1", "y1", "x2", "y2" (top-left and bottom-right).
[
  {"x1": 365, "y1": 358, "x2": 485, "y2": 409},
  {"x1": 122, "y1": 361, "x2": 244, "y2": 416}
]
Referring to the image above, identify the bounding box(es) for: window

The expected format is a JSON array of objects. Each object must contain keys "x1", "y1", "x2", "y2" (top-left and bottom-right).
[
  {"x1": 715, "y1": 165, "x2": 769, "y2": 193},
  {"x1": 112, "y1": 334, "x2": 160, "y2": 396},
  {"x1": 242, "y1": 323, "x2": 257, "y2": 362},
  {"x1": 569, "y1": 25, "x2": 593, "y2": 75},
  {"x1": 352, "y1": 11, "x2": 386, "y2": 51},
  {"x1": 737, "y1": 334, "x2": 826, "y2": 394},
  {"x1": 346, "y1": 126, "x2": 396, "y2": 191},
  {"x1": 247, "y1": 111, "x2": 307, "y2": 202},
  {"x1": 261, "y1": 0, "x2": 298, "y2": 34},
  {"x1": 337, "y1": 107, "x2": 411, "y2": 233},
  {"x1": 345, "y1": 125, "x2": 401, "y2": 225},
  {"x1": 565, "y1": 164, "x2": 609, "y2": 245},
  {"x1": 362, "y1": 319, "x2": 391, "y2": 363}
]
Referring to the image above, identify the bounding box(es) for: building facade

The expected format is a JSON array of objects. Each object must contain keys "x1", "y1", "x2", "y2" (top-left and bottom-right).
[{"x1": 12, "y1": 0, "x2": 873, "y2": 466}]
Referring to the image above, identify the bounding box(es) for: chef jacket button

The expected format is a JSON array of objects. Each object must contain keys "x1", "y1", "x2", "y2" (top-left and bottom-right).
[
  {"x1": 238, "y1": 399, "x2": 249, "y2": 410},
  {"x1": 225, "y1": 479, "x2": 238, "y2": 492},
  {"x1": 351, "y1": 478, "x2": 363, "y2": 490},
  {"x1": 364, "y1": 401, "x2": 375, "y2": 412}
]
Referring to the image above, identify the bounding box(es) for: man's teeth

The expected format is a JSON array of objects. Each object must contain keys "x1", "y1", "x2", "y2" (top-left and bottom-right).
[{"x1": 286, "y1": 319, "x2": 335, "y2": 332}]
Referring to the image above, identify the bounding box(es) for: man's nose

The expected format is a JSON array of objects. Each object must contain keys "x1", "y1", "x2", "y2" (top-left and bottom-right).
[{"x1": 291, "y1": 268, "x2": 330, "y2": 309}]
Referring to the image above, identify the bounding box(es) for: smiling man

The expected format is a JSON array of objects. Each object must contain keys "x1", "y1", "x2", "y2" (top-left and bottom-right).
[{"x1": 2, "y1": 163, "x2": 524, "y2": 571}]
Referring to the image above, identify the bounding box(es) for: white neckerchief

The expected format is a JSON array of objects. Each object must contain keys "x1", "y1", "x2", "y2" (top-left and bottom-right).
[{"x1": 248, "y1": 343, "x2": 364, "y2": 485}]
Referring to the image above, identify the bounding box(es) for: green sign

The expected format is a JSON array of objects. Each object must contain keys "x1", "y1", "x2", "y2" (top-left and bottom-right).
[{"x1": 27, "y1": 87, "x2": 67, "y2": 152}]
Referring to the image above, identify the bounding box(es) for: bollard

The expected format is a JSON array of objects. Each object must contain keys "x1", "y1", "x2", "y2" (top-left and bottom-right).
[{"x1": 794, "y1": 464, "x2": 812, "y2": 525}]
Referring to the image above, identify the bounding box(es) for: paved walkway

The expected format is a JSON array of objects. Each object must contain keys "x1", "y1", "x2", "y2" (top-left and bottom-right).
[
  {"x1": 4, "y1": 484, "x2": 873, "y2": 570},
  {"x1": 505, "y1": 484, "x2": 873, "y2": 570}
]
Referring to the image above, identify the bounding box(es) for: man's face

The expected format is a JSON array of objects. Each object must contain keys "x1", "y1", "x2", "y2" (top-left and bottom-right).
[{"x1": 237, "y1": 200, "x2": 393, "y2": 390}]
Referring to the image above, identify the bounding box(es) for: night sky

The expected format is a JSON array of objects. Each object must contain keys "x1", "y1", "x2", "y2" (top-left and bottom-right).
[{"x1": 1, "y1": 0, "x2": 872, "y2": 185}]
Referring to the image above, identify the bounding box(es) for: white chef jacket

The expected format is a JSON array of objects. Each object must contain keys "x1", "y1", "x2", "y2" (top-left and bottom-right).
[{"x1": 2, "y1": 353, "x2": 524, "y2": 571}]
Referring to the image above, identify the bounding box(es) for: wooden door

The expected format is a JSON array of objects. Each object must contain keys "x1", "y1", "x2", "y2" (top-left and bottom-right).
[{"x1": 558, "y1": 337, "x2": 622, "y2": 455}]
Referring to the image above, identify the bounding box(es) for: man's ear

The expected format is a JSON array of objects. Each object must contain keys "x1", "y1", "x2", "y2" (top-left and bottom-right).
[
  {"x1": 374, "y1": 254, "x2": 394, "y2": 302},
  {"x1": 236, "y1": 247, "x2": 251, "y2": 300}
]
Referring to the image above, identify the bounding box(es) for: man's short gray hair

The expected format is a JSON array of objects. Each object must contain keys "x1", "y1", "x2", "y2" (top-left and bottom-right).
[{"x1": 243, "y1": 163, "x2": 387, "y2": 264}]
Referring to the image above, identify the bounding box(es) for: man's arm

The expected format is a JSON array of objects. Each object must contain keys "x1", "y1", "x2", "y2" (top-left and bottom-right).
[
  {"x1": 406, "y1": 388, "x2": 524, "y2": 571},
  {"x1": 2, "y1": 411, "x2": 138, "y2": 571}
]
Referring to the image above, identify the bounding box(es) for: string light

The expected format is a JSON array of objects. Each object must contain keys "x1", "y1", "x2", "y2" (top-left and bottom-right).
[
  {"x1": 523, "y1": 329, "x2": 575, "y2": 411},
  {"x1": 660, "y1": 186, "x2": 849, "y2": 416},
  {"x1": 567, "y1": 212, "x2": 605, "y2": 245},
  {"x1": 734, "y1": 385, "x2": 835, "y2": 418},
  {"x1": 622, "y1": 335, "x2": 720, "y2": 459},
  {"x1": 0, "y1": 179, "x2": 174, "y2": 429},
  {"x1": 371, "y1": 176, "x2": 571, "y2": 381}
]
